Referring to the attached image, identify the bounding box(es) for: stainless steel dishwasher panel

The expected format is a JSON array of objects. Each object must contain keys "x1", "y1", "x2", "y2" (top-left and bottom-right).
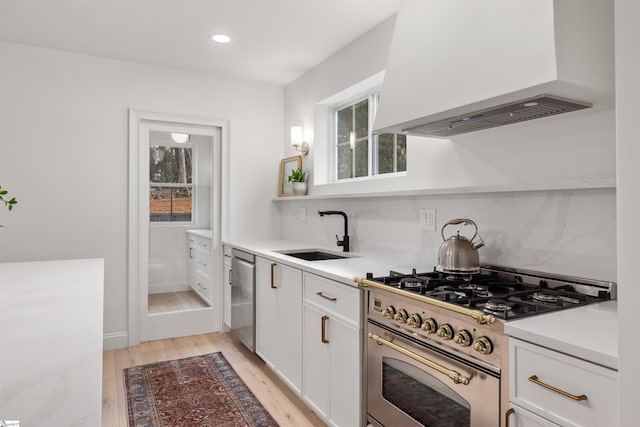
[{"x1": 230, "y1": 249, "x2": 255, "y2": 352}]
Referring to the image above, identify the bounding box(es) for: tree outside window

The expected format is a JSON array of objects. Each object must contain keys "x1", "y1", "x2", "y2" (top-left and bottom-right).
[
  {"x1": 335, "y1": 93, "x2": 406, "y2": 180},
  {"x1": 149, "y1": 145, "x2": 193, "y2": 222}
]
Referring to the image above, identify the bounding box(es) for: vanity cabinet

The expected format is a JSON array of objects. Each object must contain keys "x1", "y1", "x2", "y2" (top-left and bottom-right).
[
  {"x1": 302, "y1": 272, "x2": 361, "y2": 427},
  {"x1": 255, "y1": 257, "x2": 303, "y2": 394},
  {"x1": 508, "y1": 338, "x2": 618, "y2": 427},
  {"x1": 187, "y1": 231, "x2": 213, "y2": 305}
]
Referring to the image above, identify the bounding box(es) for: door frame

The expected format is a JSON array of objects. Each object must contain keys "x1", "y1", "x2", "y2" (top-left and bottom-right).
[{"x1": 128, "y1": 109, "x2": 230, "y2": 346}]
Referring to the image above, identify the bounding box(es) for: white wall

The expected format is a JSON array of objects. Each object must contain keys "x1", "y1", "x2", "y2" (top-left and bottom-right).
[
  {"x1": 615, "y1": 0, "x2": 640, "y2": 425},
  {"x1": 0, "y1": 41, "x2": 283, "y2": 345}
]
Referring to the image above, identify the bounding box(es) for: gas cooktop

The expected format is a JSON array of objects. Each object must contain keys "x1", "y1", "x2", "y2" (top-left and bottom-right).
[{"x1": 364, "y1": 265, "x2": 615, "y2": 321}]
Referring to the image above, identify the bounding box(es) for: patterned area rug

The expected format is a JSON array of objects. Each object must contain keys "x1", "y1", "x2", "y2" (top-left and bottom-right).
[{"x1": 124, "y1": 352, "x2": 279, "y2": 427}]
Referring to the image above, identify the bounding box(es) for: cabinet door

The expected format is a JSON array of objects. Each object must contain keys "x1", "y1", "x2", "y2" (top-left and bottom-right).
[
  {"x1": 255, "y1": 257, "x2": 278, "y2": 368},
  {"x1": 507, "y1": 404, "x2": 560, "y2": 427},
  {"x1": 187, "y1": 235, "x2": 197, "y2": 288},
  {"x1": 275, "y1": 263, "x2": 303, "y2": 393},
  {"x1": 223, "y1": 262, "x2": 231, "y2": 329},
  {"x1": 329, "y1": 317, "x2": 360, "y2": 427},
  {"x1": 302, "y1": 304, "x2": 330, "y2": 419}
]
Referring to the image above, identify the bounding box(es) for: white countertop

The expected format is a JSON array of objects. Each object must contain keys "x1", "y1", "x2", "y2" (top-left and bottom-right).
[
  {"x1": 223, "y1": 239, "x2": 434, "y2": 286},
  {"x1": 187, "y1": 229, "x2": 213, "y2": 239},
  {"x1": 0, "y1": 258, "x2": 104, "y2": 426},
  {"x1": 505, "y1": 300, "x2": 618, "y2": 370}
]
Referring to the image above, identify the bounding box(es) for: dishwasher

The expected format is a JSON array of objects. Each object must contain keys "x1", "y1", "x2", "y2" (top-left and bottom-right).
[{"x1": 230, "y1": 249, "x2": 255, "y2": 352}]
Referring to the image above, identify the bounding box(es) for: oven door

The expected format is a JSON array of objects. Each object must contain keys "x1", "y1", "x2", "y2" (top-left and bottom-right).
[{"x1": 367, "y1": 321, "x2": 500, "y2": 427}]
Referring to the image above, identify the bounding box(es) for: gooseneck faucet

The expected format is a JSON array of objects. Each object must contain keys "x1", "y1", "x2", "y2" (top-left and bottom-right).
[{"x1": 318, "y1": 210, "x2": 350, "y2": 252}]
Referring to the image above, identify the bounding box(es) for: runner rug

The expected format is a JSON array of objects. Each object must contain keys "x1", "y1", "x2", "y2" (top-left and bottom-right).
[{"x1": 124, "y1": 352, "x2": 279, "y2": 427}]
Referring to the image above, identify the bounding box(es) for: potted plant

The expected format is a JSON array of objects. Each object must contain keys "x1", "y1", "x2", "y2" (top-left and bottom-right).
[{"x1": 288, "y1": 168, "x2": 309, "y2": 196}]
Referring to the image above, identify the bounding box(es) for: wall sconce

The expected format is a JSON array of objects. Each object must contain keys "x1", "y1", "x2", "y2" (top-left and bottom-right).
[{"x1": 291, "y1": 126, "x2": 309, "y2": 156}]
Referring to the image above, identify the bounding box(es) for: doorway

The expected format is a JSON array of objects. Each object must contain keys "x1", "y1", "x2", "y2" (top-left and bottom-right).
[{"x1": 128, "y1": 110, "x2": 228, "y2": 345}]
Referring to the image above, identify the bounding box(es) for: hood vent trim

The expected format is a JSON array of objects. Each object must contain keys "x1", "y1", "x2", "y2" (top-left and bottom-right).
[{"x1": 404, "y1": 95, "x2": 592, "y2": 138}]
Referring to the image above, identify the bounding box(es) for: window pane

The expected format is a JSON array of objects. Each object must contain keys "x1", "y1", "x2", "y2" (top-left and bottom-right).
[
  {"x1": 150, "y1": 146, "x2": 192, "y2": 184},
  {"x1": 397, "y1": 134, "x2": 407, "y2": 172},
  {"x1": 150, "y1": 186, "x2": 192, "y2": 222},
  {"x1": 354, "y1": 138, "x2": 368, "y2": 177},
  {"x1": 377, "y1": 133, "x2": 395, "y2": 174},
  {"x1": 337, "y1": 106, "x2": 353, "y2": 145},
  {"x1": 337, "y1": 144, "x2": 353, "y2": 180},
  {"x1": 355, "y1": 99, "x2": 369, "y2": 138}
]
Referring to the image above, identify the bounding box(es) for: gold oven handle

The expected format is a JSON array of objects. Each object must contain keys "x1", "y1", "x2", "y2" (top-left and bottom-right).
[
  {"x1": 528, "y1": 375, "x2": 588, "y2": 401},
  {"x1": 355, "y1": 277, "x2": 495, "y2": 325},
  {"x1": 505, "y1": 408, "x2": 515, "y2": 427},
  {"x1": 368, "y1": 332, "x2": 470, "y2": 385}
]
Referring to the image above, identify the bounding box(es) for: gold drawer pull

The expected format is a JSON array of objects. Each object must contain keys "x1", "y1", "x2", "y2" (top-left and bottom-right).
[
  {"x1": 368, "y1": 333, "x2": 470, "y2": 385},
  {"x1": 321, "y1": 315, "x2": 329, "y2": 343},
  {"x1": 270, "y1": 263, "x2": 277, "y2": 289},
  {"x1": 316, "y1": 292, "x2": 337, "y2": 302},
  {"x1": 528, "y1": 375, "x2": 588, "y2": 401},
  {"x1": 505, "y1": 408, "x2": 514, "y2": 427}
]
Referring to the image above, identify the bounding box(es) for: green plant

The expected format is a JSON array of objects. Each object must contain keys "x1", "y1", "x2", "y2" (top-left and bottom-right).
[
  {"x1": 0, "y1": 185, "x2": 17, "y2": 211},
  {"x1": 288, "y1": 168, "x2": 308, "y2": 183}
]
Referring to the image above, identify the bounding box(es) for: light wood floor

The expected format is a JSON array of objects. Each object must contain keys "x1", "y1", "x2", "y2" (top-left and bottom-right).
[
  {"x1": 102, "y1": 332, "x2": 326, "y2": 427},
  {"x1": 147, "y1": 290, "x2": 209, "y2": 313}
]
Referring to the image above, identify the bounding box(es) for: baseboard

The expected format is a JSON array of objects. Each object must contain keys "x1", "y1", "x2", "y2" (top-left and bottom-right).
[{"x1": 103, "y1": 331, "x2": 129, "y2": 350}]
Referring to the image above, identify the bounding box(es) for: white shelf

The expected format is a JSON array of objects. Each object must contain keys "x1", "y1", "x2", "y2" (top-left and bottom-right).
[{"x1": 272, "y1": 178, "x2": 616, "y2": 201}]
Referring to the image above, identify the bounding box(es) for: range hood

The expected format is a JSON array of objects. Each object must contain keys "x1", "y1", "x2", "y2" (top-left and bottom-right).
[{"x1": 373, "y1": 0, "x2": 614, "y2": 138}]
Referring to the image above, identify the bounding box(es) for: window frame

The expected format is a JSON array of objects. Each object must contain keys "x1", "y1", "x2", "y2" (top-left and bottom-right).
[
  {"x1": 330, "y1": 89, "x2": 406, "y2": 182},
  {"x1": 148, "y1": 140, "x2": 197, "y2": 225}
]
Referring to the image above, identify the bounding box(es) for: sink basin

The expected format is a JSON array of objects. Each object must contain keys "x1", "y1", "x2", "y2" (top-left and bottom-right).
[{"x1": 278, "y1": 250, "x2": 349, "y2": 261}]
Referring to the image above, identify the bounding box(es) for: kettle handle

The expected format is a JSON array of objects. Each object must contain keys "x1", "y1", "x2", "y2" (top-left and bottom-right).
[{"x1": 441, "y1": 218, "x2": 478, "y2": 241}]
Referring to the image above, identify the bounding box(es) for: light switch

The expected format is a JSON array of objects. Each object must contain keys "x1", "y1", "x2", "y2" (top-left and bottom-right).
[{"x1": 420, "y1": 208, "x2": 436, "y2": 231}]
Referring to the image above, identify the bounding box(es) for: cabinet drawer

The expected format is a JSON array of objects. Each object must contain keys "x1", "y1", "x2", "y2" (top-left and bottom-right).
[
  {"x1": 510, "y1": 338, "x2": 618, "y2": 427},
  {"x1": 223, "y1": 246, "x2": 233, "y2": 267},
  {"x1": 194, "y1": 270, "x2": 212, "y2": 304},
  {"x1": 303, "y1": 273, "x2": 360, "y2": 325},
  {"x1": 197, "y1": 237, "x2": 211, "y2": 255},
  {"x1": 196, "y1": 251, "x2": 213, "y2": 275}
]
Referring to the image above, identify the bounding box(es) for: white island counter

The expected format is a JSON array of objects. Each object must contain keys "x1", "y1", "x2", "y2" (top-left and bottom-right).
[{"x1": 0, "y1": 258, "x2": 104, "y2": 426}]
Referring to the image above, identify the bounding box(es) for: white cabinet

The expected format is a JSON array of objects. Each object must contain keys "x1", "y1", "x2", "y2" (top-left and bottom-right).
[
  {"x1": 223, "y1": 245, "x2": 232, "y2": 330},
  {"x1": 302, "y1": 272, "x2": 361, "y2": 427},
  {"x1": 255, "y1": 257, "x2": 303, "y2": 394},
  {"x1": 508, "y1": 338, "x2": 618, "y2": 427},
  {"x1": 187, "y1": 231, "x2": 213, "y2": 305}
]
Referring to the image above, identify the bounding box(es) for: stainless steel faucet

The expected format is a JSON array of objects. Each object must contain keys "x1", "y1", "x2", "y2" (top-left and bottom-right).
[{"x1": 318, "y1": 210, "x2": 350, "y2": 252}]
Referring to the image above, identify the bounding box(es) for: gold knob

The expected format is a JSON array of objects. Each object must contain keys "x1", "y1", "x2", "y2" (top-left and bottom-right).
[
  {"x1": 407, "y1": 313, "x2": 422, "y2": 328},
  {"x1": 436, "y1": 324, "x2": 454, "y2": 340},
  {"x1": 393, "y1": 309, "x2": 409, "y2": 323},
  {"x1": 421, "y1": 318, "x2": 438, "y2": 334},
  {"x1": 473, "y1": 336, "x2": 494, "y2": 355},
  {"x1": 454, "y1": 330, "x2": 472, "y2": 347},
  {"x1": 381, "y1": 306, "x2": 396, "y2": 319}
]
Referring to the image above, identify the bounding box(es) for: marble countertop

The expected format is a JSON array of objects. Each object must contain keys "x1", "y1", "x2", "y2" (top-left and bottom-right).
[
  {"x1": 505, "y1": 300, "x2": 618, "y2": 370},
  {"x1": 223, "y1": 239, "x2": 434, "y2": 286},
  {"x1": 0, "y1": 258, "x2": 104, "y2": 426}
]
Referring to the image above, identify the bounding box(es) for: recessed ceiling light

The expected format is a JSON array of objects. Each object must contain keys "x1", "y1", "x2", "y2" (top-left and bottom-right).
[{"x1": 210, "y1": 34, "x2": 231, "y2": 44}]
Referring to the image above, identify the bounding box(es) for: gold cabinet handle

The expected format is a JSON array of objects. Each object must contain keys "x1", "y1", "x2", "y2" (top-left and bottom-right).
[
  {"x1": 316, "y1": 291, "x2": 337, "y2": 302},
  {"x1": 228, "y1": 269, "x2": 232, "y2": 285},
  {"x1": 368, "y1": 333, "x2": 470, "y2": 385},
  {"x1": 528, "y1": 375, "x2": 587, "y2": 401},
  {"x1": 321, "y1": 315, "x2": 329, "y2": 343},
  {"x1": 505, "y1": 408, "x2": 514, "y2": 427},
  {"x1": 356, "y1": 277, "x2": 495, "y2": 324},
  {"x1": 270, "y1": 263, "x2": 277, "y2": 289}
]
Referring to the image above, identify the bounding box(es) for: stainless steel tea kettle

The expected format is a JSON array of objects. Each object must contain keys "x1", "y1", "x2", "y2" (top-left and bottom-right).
[{"x1": 436, "y1": 218, "x2": 485, "y2": 275}]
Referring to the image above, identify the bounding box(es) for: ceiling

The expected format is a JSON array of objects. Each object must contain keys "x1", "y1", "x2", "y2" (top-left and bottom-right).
[{"x1": 0, "y1": 0, "x2": 401, "y2": 86}]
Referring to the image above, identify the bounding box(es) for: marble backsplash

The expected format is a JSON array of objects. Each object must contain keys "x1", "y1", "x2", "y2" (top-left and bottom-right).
[{"x1": 275, "y1": 188, "x2": 617, "y2": 282}]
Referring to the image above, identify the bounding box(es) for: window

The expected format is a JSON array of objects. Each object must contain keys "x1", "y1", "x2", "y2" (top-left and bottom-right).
[
  {"x1": 149, "y1": 145, "x2": 194, "y2": 222},
  {"x1": 334, "y1": 92, "x2": 406, "y2": 180}
]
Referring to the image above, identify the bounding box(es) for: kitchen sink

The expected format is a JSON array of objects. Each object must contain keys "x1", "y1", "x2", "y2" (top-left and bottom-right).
[{"x1": 277, "y1": 250, "x2": 349, "y2": 261}]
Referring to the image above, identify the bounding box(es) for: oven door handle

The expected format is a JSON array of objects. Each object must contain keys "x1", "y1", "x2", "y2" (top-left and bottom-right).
[{"x1": 368, "y1": 332, "x2": 470, "y2": 385}]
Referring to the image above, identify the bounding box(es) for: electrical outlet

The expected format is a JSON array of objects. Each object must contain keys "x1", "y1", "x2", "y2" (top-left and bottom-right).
[
  {"x1": 299, "y1": 207, "x2": 307, "y2": 221},
  {"x1": 419, "y1": 208, "x2": 436, "y2": 231}
]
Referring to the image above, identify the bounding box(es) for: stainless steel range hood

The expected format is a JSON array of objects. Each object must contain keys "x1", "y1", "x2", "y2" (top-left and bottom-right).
[{"x1": 373, "y1": 0, "x2": 614, "y2": 138}]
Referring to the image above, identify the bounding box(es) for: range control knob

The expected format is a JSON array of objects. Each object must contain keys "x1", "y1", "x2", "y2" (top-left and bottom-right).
[
  {"x1": 381, "y1": 306, "x2": 396, "y2": 319},
  {"x1": 421, "y1": 318, "x2": 438, "y2": 334},
  {"x1": 473, "y1": 336, "x2": 494, "y2": 355},
  {"x1": 393, "y1": 309, "x2": 409, "y2": 323},
  {"x1": 436, "y1": 324, "x2": 454, "y2": 340},
  {"x1": 406, "y1": 313, "x2": 422, "y2": 328},
  {"x1": 454, "y1": 330, "x2": 473, "y2": 347}
]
